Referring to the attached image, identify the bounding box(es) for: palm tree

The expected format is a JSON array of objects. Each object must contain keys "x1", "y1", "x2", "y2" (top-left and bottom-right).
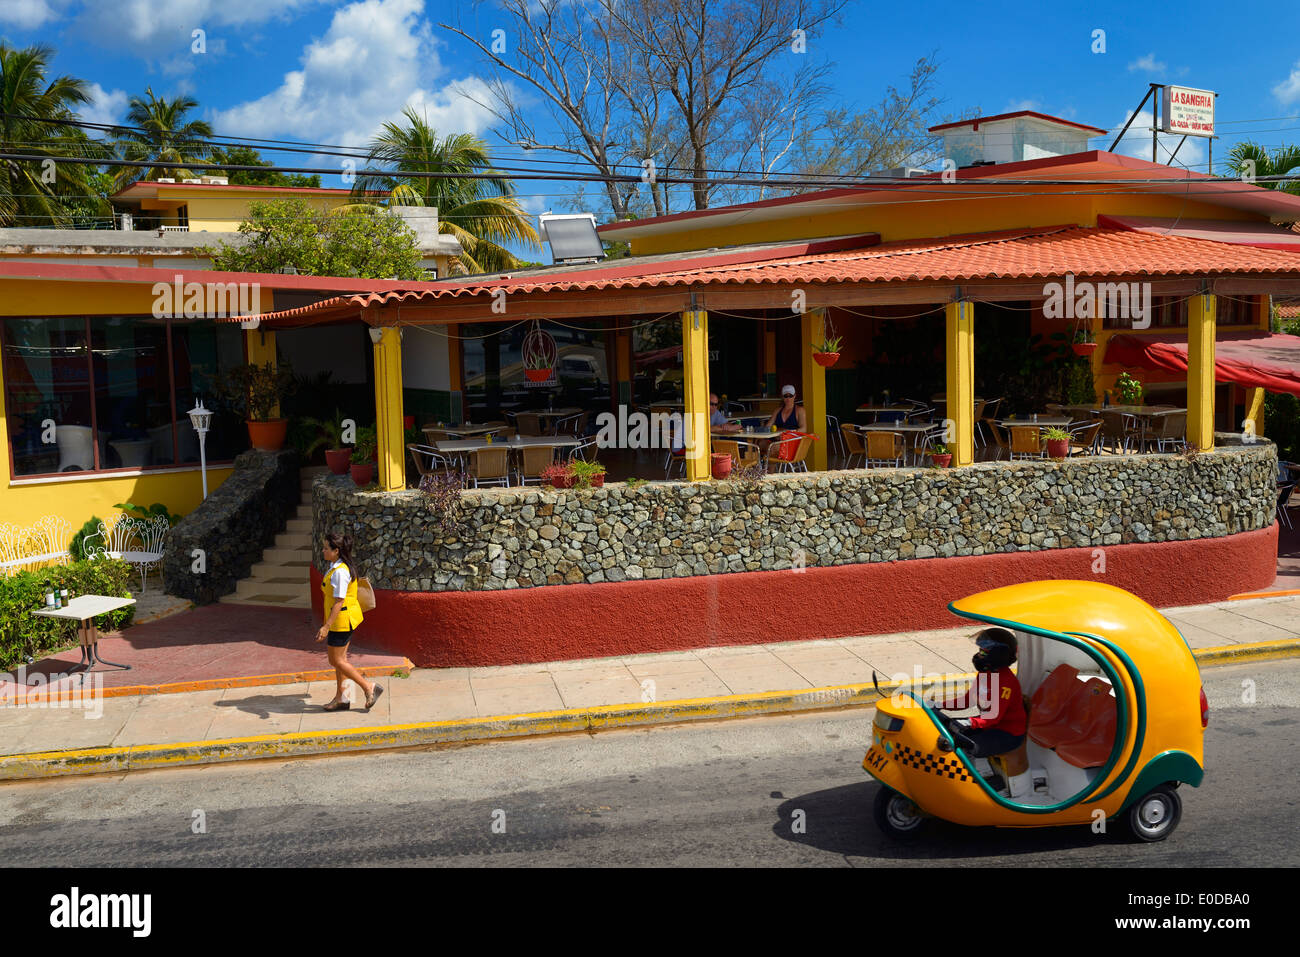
[
  {"x1": 1224, "y1": 142, "x2": 1300, "y2": 196},
  {"x1": 345, "y1": 107, "x2": 540, "y2": 274},
  {"x1": 114, "y1": 86, "x2": 213, "y2": 187},
  {"x1": 0, "y1": 43, "x2": 103, "y2": 227}
]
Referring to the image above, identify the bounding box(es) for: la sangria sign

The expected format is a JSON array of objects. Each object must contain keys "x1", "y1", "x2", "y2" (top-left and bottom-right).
[{"x1": 1161, "y1": 85, "x2": 1215, "y2": 138}]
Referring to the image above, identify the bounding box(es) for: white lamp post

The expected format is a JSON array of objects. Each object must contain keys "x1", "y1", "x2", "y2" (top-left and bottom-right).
[{"x1": 188, "y1": 398, "x2": 213, "y2": 499}]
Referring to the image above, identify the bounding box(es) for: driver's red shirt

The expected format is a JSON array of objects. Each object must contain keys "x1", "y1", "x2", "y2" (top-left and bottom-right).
[{"x1": 968, "y1": 668, "x2": 1026, "y2": 735}]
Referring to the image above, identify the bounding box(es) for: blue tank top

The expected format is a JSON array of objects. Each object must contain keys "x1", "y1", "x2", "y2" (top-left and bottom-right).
[{"x1": 774, "y1": 405, "x2": 799, "y2": 430}]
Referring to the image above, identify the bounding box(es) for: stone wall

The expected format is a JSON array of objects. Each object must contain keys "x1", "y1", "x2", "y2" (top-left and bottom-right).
[
  {"x1": 312, "y1": 440, "x2": 1276, "y2": 593},
  {"x1": 163, "y1": 449, "x2": 300, "y2": 603}
]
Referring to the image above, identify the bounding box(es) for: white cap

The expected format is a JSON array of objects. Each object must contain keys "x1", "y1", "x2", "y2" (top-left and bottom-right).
[{"x1": 781, "y1": 384, "x2": 796, "y2": 397}]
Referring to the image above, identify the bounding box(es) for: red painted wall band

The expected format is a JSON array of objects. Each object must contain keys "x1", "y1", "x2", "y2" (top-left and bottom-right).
[{"x1": 309, "y1": 525, "x2": 1278, "y2": 668}]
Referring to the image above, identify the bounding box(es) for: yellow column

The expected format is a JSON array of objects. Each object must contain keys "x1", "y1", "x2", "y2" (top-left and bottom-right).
[
  {"x1": 1244, "y1": 386, "x2": 1266, "y2": 440},
  {"x1": 1187, "y1": 294, "x2": 1216, "y2": 451},
  {"x1": 681, "y1": 308, "x2": 711, "y2": 481},
  {"x1": 800, "y1": 308, "x2": 828, "y2": 471},
  {"x1": 372, "y1": 327, "x2": 406, "y2": 490},
  {"x1": 244, "y1": 328, "x2": 279, "y2": 419},
  {"x1": 945, "y1": 300, "x2": 975, "y2": 467},
  {"x1": 0, "y1": 335, "x2": 9, "y2": 490}
]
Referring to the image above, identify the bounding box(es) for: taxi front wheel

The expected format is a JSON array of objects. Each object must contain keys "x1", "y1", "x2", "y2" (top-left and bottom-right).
[
  {"x1": 1122, "y1": 785, "x2": 1182, "y2": 843},
  {"x1": 873, "y1": 788, "x2": 927, "y2": 841}
]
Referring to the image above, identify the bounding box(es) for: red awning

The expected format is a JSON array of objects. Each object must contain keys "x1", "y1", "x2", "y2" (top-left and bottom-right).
[{"x1": 1104, "y1": 331, "x2": 1300, "y2": 396}]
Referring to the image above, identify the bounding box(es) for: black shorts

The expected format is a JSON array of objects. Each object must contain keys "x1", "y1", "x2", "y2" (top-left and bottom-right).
[
  {"x1": 326, "y1": 628, "x2": 353, "y2": 647},
  {"x1": 938, "y1": 713, "x2": 1025, "y2": 758}
]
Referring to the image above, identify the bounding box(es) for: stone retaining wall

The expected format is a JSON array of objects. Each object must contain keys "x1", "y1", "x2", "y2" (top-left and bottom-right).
[
  {"x1": 312, "y1": 439, "x2": 1276, "y2": 593},
  {"x1": 164, "y1": 449, "x2": 300, "y2": 603}
]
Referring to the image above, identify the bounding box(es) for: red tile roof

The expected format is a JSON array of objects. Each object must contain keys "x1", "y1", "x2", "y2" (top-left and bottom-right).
[{"x1": 252, "y1": 225, "x2": 1300, "y2": 325}]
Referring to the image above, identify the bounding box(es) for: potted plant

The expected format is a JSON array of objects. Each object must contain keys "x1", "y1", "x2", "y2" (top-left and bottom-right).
[
  {"x1": 216, "y1": 361, "x2": 296, "y2": 451},
  {"x1": 928, "y1": 443, "x2": 952, "y2": 468},
  {"x1": 301, "y1": 409, "x2": 352, "y2": 474},
  {"x1": 542, "y1": 463, "x2": 573, "y2": 489},
  {"x1": 1115, "y1": 371, "x2": 1144, "y2": 406},
  {"x1": 1071, "y1": 328, "x2": 1098, "y2": 357},
  {"x1": 812, "y1": 334, "x2": 843, "y2": 368},
  {"x1": 350, "y1": 425, "x2": 377, "y2": 486},
  {"x1": 524, "y1": 351, "x2": 554, "y2": 382},
  {"x1": 1043, "y1": 426, "x2": 1071, "y2": 460},
  {"x1": 569, "y1": 458, "x2": 606, "y2": 489},
  {"x1": 711, "y1": 450, "x2": 733, "y2": 480}
]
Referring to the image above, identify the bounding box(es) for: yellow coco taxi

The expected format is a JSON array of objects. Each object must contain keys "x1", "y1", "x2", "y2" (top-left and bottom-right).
[{"x1": 863, "y1": 580, "x2": 1207, "y2": 843}]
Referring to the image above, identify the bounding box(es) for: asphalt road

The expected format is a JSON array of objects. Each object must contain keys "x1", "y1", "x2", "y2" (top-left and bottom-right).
[{"x1": 0, "y1": 659, "x2": 1296, "y2": 867}]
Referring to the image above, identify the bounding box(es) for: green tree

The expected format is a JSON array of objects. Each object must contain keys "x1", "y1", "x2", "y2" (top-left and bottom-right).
[
  {"x1": 0, "y1": 43, "x2": 104, "y2": 227},
  {"x1": 113, "y1": 86, "x2": 213, "y2": 186},
  {"x1": 345, "y1": 106, "x2": 540, "y2": 274},
  {"x1": 1224, "y1": 142, "x2": 1300, "y2": 196},
  {"x1": 206, "y1": 145, "x2": 321, "y2": 188},
  {"x1": 203, "y1": 197, "x2": 424, "y2": 279}
]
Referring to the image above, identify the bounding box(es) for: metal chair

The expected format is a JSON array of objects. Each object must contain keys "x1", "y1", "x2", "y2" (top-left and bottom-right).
[
  {"x1": 765, "y1": 433, "x2": 814, "y2": 472},
  {"x1": 863, "y1": 431, "x2": 904, "y2": 468},
  {"x1": 1067, "y1": 420, "x2": 1103, "y2": 457},
  {"x1": 825, "y1": 414, "x2": 846, "y2": 459},
  {"x1": 1278, "y1": 483, "x2": 1295, "y2": 530},
  {"x1": 407, "y1": 444, "x2": 454, "y2": 479},
  {"x1": 568, "y1": 439, "x2": 598, "y2": 462},
  {"x1": 915, "y1": 424, "x2": 950, "y2": 464},
  {"x1": 515, "y1": 412, "x2": 544, "y2": 436},
  {"x1": 468, "y1": 446, "x2": 511, "y2": 487},
  {"x1": 1008, "y1": 426, "x2": 1044, "y2": 462},
  {"x1": 840, "y1": 424, "x2": 866, "y2": 469},
  {"x1": 84, "y1": 513, "x2": 168, "y2": 592},
  {"x1": 516, "y1": 444, "x2": 557, "y2": 485},
  {"x1": 1152, "y1": 412, "x2": 1187, "y2": 452}
]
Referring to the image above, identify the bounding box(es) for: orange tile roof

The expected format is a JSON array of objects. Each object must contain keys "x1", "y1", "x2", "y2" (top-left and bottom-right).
[{"x1": 253, "y1": 225, "x2": 1300, "y2": 325}]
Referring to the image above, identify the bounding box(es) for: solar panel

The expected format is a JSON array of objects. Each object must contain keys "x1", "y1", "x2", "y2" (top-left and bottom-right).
[{"x1": 540, "y1": 214, "x2": 605, "y2": 264}]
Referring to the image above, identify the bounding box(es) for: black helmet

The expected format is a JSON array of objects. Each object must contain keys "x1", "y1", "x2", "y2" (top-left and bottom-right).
[{"x1": 972, "y1": 627, "x2": 1017, "y2": 672}]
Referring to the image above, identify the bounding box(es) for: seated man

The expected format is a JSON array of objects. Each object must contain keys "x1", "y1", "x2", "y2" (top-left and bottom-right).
[
  {"x1": 711, "y1": 393, "x2": 740, "y2": 433},
  {"x1": 934, "y1": 628, "x2": 1027, "y2": 762}
]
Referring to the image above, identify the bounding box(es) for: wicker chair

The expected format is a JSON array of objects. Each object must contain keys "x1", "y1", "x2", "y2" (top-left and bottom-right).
[
  {"x1": 468, "y1": 446, "x2": 511, "y2": 487},
  {"x1": 840, "y1": 424, "x2": 867, "y2": 469},
  {"x1": 1008, "y1": 426, "x2": 1044, "y2": 461},
  {"x1": 516, "y1": 444, "x2": 556, "y2": 485},
  {"x1": 863, "y1": 431, "x2": 904, "y2": 468}
]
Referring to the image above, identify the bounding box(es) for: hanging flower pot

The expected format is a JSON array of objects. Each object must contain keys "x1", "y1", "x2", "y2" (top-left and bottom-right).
[
  {"x1": 812, "y1": 351, "x2": 840, "y2": 368},
  {"x1": 325, "y1": 447, "x2": 352, "y2": 475},
  {"x1": 525, "y1": 367, "x2": 553, "y2": 382},
  {"x1": 1071, "y1": 342, "x2": 1098, "y2": 357},
  {"x1": 522, "y1": 320, "x2": 558, "y2": 386},
  {"x1": 711, "y1": 451, "x2": 733, "y2": 480}
]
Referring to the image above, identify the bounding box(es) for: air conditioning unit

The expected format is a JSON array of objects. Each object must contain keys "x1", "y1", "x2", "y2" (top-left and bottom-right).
[
  {"x1": 156, "y1": 178, "x2": 175, "y2": 183},
  {"x1": 200, "y1": 175, "x2": 229, "y2": 185},
  {"x1": 182, "y1": 178, "x2": 202, "y2": 184}
]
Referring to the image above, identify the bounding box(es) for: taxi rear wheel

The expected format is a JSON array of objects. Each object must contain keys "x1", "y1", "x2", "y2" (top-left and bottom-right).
[
  {"x1": 1123, "y1": 785, "x2": 1182, "y2": 843},
  {"x1": 873, "y1": 788, "x2": 927, "y2": 840}
]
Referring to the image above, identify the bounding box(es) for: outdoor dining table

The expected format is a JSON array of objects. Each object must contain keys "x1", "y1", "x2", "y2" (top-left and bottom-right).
[
  {"x1": 996, "y1": 417, "x2": 1073, "y2": 428},
  {"x1": 32, "y1": 595, "x2": 136, "y2": 671},
  {"x1": 1091, "y1": 405, "x2": 1186, "y2": 417},
  {"x1": 425, "y1": 424, "x2": 504, "y2": 440},
  {"x1": 533, "y1": 407, "x2": 583, "y2": 420},
  {"x1": 435, "y1": 435, "x2": 581, "y2": 453}
]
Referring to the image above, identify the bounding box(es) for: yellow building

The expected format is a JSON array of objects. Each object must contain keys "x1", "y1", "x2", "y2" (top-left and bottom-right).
[{"x1": 110, "y1": 178, "x2": 358, "y2": 232}]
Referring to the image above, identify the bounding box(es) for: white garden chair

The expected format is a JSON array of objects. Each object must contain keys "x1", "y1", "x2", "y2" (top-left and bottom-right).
[
  {"x1": 84, "y1": 513, "x2": 169, "y2": 592},
  {"x1": 0, "y1": 515, "x2": 72, "y2": 577}
]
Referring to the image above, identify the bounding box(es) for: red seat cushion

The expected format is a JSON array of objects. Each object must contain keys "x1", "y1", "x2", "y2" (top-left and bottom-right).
[
  {"x1": 1055, "y1": 686, "x2": 1118, "y2": 768},
  {"x1": 1027, "y1": 664, "x2": 1080, "y2": 747}
]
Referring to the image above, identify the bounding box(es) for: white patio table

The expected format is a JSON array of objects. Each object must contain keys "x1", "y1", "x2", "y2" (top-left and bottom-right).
[{"x1": 32, "y1": 594, "x2": 136, "y2": 671}]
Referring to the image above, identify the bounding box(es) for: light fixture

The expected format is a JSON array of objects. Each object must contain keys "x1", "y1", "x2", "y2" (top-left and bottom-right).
[
  {"x1": 368, "y1": 327, "x2": 383, "y2": 344},
  {"x1": 239, "y1": 318, "x2": 260, "y2": 331},
  {"x1": 187, "y1": 398, "x2": 213, "y2": 500}
]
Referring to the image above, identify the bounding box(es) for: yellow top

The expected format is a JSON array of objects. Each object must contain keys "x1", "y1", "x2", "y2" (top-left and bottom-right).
[{"x1": 321, "y1": 560, "x2": 364, "y2": 631}]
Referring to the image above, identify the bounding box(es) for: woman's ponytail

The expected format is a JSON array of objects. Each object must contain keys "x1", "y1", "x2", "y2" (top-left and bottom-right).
[{"x1": 325, "y1": 531, "x2": 356, "y2": 580}]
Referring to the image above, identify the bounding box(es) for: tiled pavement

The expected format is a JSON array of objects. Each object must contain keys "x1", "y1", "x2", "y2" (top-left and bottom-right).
[{"x1": 1, "y1": 594, "x2": 1294, "y2": 758}]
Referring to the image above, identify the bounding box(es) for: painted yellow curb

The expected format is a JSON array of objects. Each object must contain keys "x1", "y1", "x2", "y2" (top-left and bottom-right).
[
  {"x1": 0, "y1": 639, "x2": 1294, "y2": 782},
  {"x1": 1228, "y1": 588, "x2": 1300, "y2": 601}
]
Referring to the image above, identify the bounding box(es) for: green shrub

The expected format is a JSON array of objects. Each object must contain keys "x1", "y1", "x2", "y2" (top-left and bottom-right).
[
  {"x1": 68, "y1": 516, "x2": 103, "y2": 561},
  {"x1": 0, "y1": 559, "x2": 136, "y2": 673}
]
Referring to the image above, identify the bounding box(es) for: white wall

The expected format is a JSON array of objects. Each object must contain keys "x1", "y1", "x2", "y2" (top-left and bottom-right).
[{"x1": 401, "y1": 324, "x2": 451, "y2": 391}]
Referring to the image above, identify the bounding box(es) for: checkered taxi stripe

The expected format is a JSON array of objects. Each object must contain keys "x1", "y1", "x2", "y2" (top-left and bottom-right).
[{"x1": 893, "y1": 744, "x2": 974, "y2": 783}]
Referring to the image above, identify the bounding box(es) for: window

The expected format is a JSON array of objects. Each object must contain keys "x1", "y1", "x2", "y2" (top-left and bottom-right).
[{"x1": 3, "y1": 316, "x2": 245, "y2": 477}]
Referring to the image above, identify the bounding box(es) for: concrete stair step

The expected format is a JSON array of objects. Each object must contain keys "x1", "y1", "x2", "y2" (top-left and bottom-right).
[
  {"x1": 219, "y1": 593, "x2": 310, "y2": 609},
  {"x1": 286, "y1": 518, "x2": 312, "y2": 533},
  {"x1": 276, "y1": 531, "x2": 311, "y2": 548},
  {"x1": 235, "y1": 578, "x2": 309, "y2": 600},
  {"x1": 246, "y1": 562, "x2": 308, "y2": 582},
  {"x1": 263, "y1": 546, "x2": 311, "y2": 563}
]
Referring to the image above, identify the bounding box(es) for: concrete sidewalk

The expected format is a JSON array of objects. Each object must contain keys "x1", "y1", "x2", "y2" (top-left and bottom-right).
[{"x1": 1, "y1": 594, "x2": 1296, "y2": 780}]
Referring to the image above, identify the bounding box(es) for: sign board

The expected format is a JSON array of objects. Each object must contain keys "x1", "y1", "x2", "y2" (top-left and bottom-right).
[{"x1": 1161, "y1": 86, "x2": 1215, "y2": 138}]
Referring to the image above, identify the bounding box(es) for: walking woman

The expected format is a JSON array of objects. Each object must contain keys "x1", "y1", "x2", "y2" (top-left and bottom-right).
[{"x1": 317, "y1": 532, "x2": 382, "y2": 712}]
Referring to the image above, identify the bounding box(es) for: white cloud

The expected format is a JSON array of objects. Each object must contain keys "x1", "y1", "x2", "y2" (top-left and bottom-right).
[
  {"x1": 1108, "y1": 109, "x2": 1207, "y2": 171},
  {"x1": 1275, "y1": 60, "x2": 1300, "y2": 105},
  {"x1": 74, "y1": 0, "x2": 327, "y2": 52},
  {"x1": 214, "y1": 0, "x2": 498, "y2": 162},
  {"x1": 0, "y1": 0, "x2": 69, "y2": 29},
  {"x1": 1006, "y1": 99, "x2": 1040, "y2": 112},
  {"x1": 79, "y1": 83, "x2": 129, "y2": 127},
  {"x1": 1127, "y1": 53, "x2": 1167, "y2": 74}
]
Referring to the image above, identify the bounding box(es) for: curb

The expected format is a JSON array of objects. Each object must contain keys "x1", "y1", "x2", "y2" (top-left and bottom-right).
[
  {"x1": 1, "y1": 639, "x2": 1296, "y2": 782},
  {"x1": 2, "y1": 661, "x2": 413, "y2": 705},
  {"x1": 1228, "y1": 588, "x2": 1300, "y2": 601}
]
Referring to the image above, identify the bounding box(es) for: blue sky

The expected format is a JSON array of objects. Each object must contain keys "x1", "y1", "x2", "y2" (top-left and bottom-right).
[{"x1": 4, "y1": 0, "x2": 1300, "y2": 234}]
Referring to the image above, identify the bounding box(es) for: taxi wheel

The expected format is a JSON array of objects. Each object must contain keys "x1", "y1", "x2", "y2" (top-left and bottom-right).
[
  {"x1": 1123, "y1": 785, "x2": 1182, "y2": 843},
  {"x1": 873, "y1": 788, "x2": 927, "y2": 841}
]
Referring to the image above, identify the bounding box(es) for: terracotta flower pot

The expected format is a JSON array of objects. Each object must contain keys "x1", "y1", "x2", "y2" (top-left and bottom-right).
[
  {"x1": 247, "y1": 418, "x2": 287, "y2": 451},
  {"x1": 1071, "y1": 342, "x2": 1098, "y2": 357},
  {"x1": 325, "y1": 448, "x2": 352, "y2": 475},
  {"x1": 350, "y1": 463, "x2": 374, "y2": 486},
  {"x1": 931, "y1": 453, "x2": 952, "y2": 468},
  {"x1": 711, "y1": 451, "x2": 733, "y2": 480},
  {"x1": 525, "y1": 368, "x2": 553, "y2": 382},
  {"x1": 1046, "y1": 439, "x2": 1070, "y2": 459},
  {"x1": 812, "y1": 351, "x2": 840, "y2": 368}
]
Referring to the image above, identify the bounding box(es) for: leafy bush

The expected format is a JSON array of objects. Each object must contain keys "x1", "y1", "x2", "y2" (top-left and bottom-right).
[
  {"x1": 114, "y1": 501, "x2": 182, "y2": 525},
  {"x1": 0, "y1": 559, "x2": 136, "y2": 672},
  {"x1": 1265, "y1": 391, "x2": 1300, "y2": 461},
  {"x1": 418, "y1": 470, "x2": 468, "y2": 536},
  {"x1": 68, "y1": 516, "x2": 103, "y2": 561}
]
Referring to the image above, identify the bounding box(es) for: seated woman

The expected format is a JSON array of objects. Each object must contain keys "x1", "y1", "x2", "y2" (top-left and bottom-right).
[
  {"x1": 765, "y1": 384, "x2": 807, "y2": 433},
  {"x1": 935, "y1": 628, "x2": 1027, "y2": 764}
]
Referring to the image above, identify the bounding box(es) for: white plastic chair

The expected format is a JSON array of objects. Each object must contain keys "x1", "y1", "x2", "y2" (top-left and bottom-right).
[{"x1": 57, "y1": 425, "x2": 95, "y2": 471}]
